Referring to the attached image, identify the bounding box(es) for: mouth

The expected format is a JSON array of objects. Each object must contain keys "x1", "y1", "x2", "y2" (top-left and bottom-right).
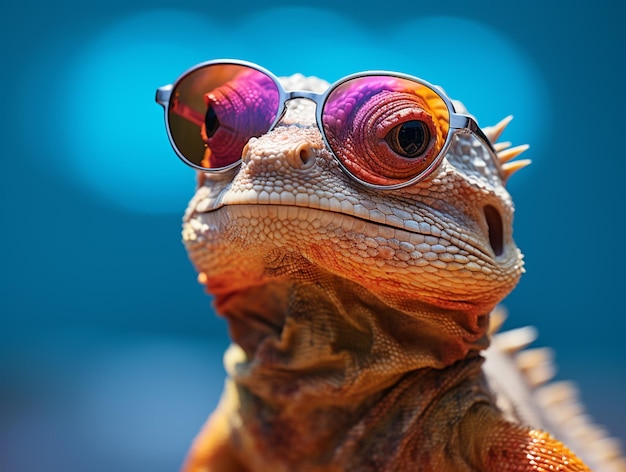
[{"x1": 193, "y1": 195, "x2": 498, "y2": 263}]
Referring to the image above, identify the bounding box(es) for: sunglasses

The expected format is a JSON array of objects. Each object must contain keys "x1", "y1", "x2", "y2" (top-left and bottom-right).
[{"x1": 155, "y1": 59, "x2": 495, "y2": 190}]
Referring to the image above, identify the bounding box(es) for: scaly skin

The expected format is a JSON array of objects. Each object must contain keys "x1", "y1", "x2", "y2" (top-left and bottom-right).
[{"x1": 179, "y1": 74, "x2": 590, "y2": 471}]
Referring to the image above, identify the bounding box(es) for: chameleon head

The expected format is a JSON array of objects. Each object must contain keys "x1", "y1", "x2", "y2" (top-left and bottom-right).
[{"x1": 177, "y1": 69, "x2": 527, "y2": 381}]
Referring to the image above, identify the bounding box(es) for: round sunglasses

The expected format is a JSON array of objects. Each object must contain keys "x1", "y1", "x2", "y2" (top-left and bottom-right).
[{"x1": 155, "y1": 59, "x2": 496, "y2": 190}]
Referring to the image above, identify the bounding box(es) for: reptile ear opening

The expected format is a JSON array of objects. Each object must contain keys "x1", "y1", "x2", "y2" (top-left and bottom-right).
[{"x1": 484, "y1": 205, "x2": 504, "y2": 257}]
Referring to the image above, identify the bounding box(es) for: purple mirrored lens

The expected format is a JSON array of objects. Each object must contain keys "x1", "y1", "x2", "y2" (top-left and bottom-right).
[
  {"x1": 168, "y1": 64, "x2": 280, "y2": 169},
  {"x1": 322, "y1": 75, "x2": 450, "y2": 186}
]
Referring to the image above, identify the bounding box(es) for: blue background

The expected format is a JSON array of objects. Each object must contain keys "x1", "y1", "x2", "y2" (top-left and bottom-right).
[{"x1": 1, "y1": 1, "x2": 624, "y2": 471}]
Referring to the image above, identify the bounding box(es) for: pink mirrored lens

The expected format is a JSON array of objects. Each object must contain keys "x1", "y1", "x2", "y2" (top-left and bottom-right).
[
  {"x1": 322, "y1": 76, "x2": 451, "y2": 185},
  {"x1": 168, "y1": 64, "x2": 280, "y2": 169}
]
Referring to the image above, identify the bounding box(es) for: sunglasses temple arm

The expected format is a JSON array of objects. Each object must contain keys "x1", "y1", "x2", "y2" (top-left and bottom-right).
[
  {"x1": 155, "y1": 85, "x2": 204, "y2": 128},
  {"x1": 450, "y1": 114, "x2": 498, "y2": 154},
  {"x1": 155, "y1": 85, "x2": 172, "y2": 107}
]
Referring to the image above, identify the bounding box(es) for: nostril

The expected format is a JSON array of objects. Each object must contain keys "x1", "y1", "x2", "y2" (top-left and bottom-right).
[
  {"x1": 300, "y1": 147, "x2": 312, "y2": 164},
  {"x1": 484, "y1": 205, "x2": 504, "y2": 257},
  {"x1": 290, "y1": 143, "x2": 316, "y2": 169}
]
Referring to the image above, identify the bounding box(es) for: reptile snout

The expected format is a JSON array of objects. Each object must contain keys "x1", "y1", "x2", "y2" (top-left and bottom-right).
[{"x1": 240, "y1": 125, "x2": 325, "y2": 176}]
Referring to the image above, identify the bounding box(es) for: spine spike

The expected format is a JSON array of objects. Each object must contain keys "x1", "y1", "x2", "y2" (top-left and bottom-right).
[
  {"x1": 494, "y1": 141, "x2": 513, "y2": 152},
  {"x1": 498, "y1": 144, "x2": 530, "y2": 164},
  {"x1": 502, "y1": 159, "x2": 532, "y2": 180},
  {"x1": 483, "y1": 115, "x2": 514, "y2": 143}
]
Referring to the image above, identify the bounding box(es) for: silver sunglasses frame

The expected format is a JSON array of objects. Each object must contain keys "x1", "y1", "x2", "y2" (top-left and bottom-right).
[{"x1": 156, "y1": 59, "x2": 497, "y2": 190}]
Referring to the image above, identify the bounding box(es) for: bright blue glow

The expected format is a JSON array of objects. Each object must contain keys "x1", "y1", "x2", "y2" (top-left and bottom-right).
[
  {"x1": 19, "y1": 10, "x2": 230, "y2": 214},
  {"x1": 20, "y1": 8, "x2": 549, "y2": 214},
  {"x1": 59, "y1": 10, "x2": 229, "y2": 214}
]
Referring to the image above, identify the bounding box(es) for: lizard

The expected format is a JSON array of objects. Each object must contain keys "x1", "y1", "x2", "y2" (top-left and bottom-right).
[{"x1": 155, "y1": 61, "x2": 625, "y2": 471}]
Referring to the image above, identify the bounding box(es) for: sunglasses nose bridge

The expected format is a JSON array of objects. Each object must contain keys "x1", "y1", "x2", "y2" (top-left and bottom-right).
[
  {"x1": 274, "y1": 90, "x2": 325, "y2": 131},
  {"x1": 285, "y1": 90, "x2": 324, "y2": 105}
]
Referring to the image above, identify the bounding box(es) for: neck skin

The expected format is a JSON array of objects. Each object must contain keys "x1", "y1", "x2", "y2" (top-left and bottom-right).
[
  {"x1": 215, "y1": 260, "x2": 491, "y2": 401},
  {"x1": 222, "y1": 345, "x2": 491, "y2": 472},
  {"x1": 211, "y1": 262, "x2": 495, "y2": 470}
]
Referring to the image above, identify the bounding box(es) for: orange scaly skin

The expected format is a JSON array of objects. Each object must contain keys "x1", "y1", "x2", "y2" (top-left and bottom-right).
[
  {"x1": 181, "y1": 362, "x2": 591, "y2": 471},
  {"x1": 462, "y1": 405, "x2": 591, "y2": 471},
  {"x1": 176, "y1": 73, "x2": 596, "y2": 471}
]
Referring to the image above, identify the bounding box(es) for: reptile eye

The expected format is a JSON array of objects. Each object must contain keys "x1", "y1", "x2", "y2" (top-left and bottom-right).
[
  {"x1": 322, "y1": 76, "x2": 450, "y2": 187},
  {"x1": 204, "y1": 105, "x2": 220, "y2": 138},
  {"x1": 385, "y1": 120, "x2": 430, "y2": 158}
]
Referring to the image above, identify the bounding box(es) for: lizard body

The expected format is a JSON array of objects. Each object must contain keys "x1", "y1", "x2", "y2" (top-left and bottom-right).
[{"x1": 157, "y1": 68, "x2": 624, "y2": 471}]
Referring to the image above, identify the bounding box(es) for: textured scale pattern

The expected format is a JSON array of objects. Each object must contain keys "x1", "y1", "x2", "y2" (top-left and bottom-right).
[{"x1": 175, "y1": 72, "x2": 625, "y2": 471}]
